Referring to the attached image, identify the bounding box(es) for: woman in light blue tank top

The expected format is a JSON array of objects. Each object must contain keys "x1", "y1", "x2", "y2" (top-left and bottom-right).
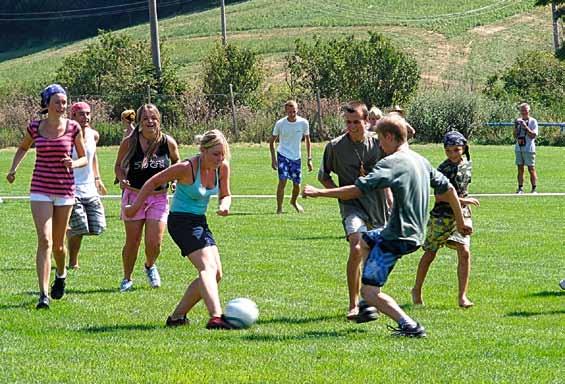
[{"x1": 124, "y1": 130, "x2": 235, "y2": 329}]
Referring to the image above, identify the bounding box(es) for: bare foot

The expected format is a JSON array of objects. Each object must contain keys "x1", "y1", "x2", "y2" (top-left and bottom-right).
[
  {"x1": 276, "y1": 208, "x2": 283, "y2": 214},
  {"x1": 291, "y1": 202, "x2": 304, "y2": 213},
  {"x1": 411, "y1": 288, "x2": 424, "y2": 306},
  {"x1": 346, "y1": 306, "x2": 359, "y2": 321},
  {"x1": 459, "y1": 297, "x2": 474, "y2": 308}
]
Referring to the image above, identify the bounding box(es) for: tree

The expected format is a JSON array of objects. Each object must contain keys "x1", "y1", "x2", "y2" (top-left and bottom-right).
[
  {"x1": 286, "y1": 32, "x2": 420, "y2": 107},
  {"x1": 55, "y1": 30, "x2": 185, "y2": 118},
  {"x1": 535, "y1": 0, "x2": 565, "y2": 58},
  {"x1": 202, "y1": 42, "x2": 264, "y2": 110}
]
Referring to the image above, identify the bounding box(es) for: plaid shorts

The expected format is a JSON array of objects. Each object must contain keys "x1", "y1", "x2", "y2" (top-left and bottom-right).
[
  {"x1": 69, "y1": 196, "x2": 106, "y2": 237},
  {"x1": 277, "y1": 152, "x2": 302, "y2": 184}
]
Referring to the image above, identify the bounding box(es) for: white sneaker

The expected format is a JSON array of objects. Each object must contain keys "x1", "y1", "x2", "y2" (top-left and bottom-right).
[
  {"x1": 145, "y1": 264, "x2": 161, "y2": 288},
  {"x1": 119, "y1": 278, "x2": 133, "y2": 292},
  {"x1": 516, "y1": 188, "x2": 524, "y2": 195}
]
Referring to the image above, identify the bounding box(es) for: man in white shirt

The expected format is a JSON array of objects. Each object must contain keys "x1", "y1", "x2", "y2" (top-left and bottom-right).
[
  {"x1": 269, "y1": 100, "x2": 312, "y2": 213},
  {"x1": 513, "y1": 103, "x2": 538, "y2": 194}
]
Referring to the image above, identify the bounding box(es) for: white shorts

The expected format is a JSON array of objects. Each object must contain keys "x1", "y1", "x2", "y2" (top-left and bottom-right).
[{"x1": 30, "y1": 192, "x2": 75, "y2": 206}]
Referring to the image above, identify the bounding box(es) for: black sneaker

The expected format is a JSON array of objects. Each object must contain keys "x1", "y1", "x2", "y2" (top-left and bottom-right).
[
  {"x1": 51, "y1": 276, "x2": 66, "y2": 300},
  {"x1": 356, "y1": 300, "x2": 379, "y2": 323},
  {"x1": 388, "y1": 322, "x2": 426, "y2": 338},
  {"x1": 36, "y1": 294, "x2": 50, "y2": 309},
  {"x1": 166, "y1": 315, "x2": 189, "y2": 327}
]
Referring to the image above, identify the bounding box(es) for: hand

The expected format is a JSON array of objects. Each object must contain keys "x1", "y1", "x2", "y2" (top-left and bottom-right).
[
  {"x1": 302, "y1": 184, "x2": 319, "y2": 198},
  {"x1": 6, "y1": 171, "x2": 16, "y2": 184},
  {"x1": 217, "y1": 207, "x2": 229, "y2": 216},
  {"x1": 464, "y1": 197, "x2": 480, "y2": 207},
  {"x1": 307, "y1": 159, "x2": 313, "y2": 172},
  {"x1": 119, "y1": 179, "x2": 130, "y2": 190},
  {"x1": 96, "y1": 179, "x2": 108, "y2": 196},
  {"x1": 61, "y1": 155, "x2": 73, "y2": 169},
  {"x1": 170, "y1": 181, "x2": 177, "y2": 193},
  {"x1": 271, "y1": 159, "x2": 277, "y2": 171},
  {"x1": 124, "y1": 204, "x2": 136, "y2": 218},
  {"x1": 457, "y1": 223, "x2": 473, "y2": 236}
]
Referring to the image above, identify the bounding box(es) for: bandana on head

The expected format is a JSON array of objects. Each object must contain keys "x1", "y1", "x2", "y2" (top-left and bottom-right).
[
  {"x1": 71, "y1": 102, "x2": 90, "y2": 115},
  {"x1": 443, "y1": 131, "x2": 467, "y2": 147},
  {"x1": 40, "y1": 84, "x2": 66, "y2": 108},
  {"x1": 443, "y1": 130, "x2": 471, "y2": 160}
]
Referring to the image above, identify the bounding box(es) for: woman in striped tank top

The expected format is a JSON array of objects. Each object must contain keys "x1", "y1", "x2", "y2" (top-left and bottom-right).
[
  {"x1": 6, "y1": 84, "x2": 87, "y2": 309},
  {"x1": 124, "y1": 130, "x2": 234, "y2": 329}
]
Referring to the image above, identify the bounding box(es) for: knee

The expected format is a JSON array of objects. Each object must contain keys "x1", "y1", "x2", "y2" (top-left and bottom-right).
[
  {"x1": 458, "y1": 247, "x2": 471, "y2": 261},
  {"x1": 349, "y1": 243, "x2": 363, "y2": 262},
  {"x1": 37, "y1": 235, "x2": 52, "y2": 251},
  {"x1": 52, "y1": 243, "x2": 65, "y2": 255}
]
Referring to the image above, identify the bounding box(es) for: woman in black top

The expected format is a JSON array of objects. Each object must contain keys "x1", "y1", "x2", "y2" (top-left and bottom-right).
[{"x1": 114, "y1": 104, "x2": 180, "y2": 292}]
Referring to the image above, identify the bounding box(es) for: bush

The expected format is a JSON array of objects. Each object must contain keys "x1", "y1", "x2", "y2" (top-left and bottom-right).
[
  {"x1": 406, "y1": 89, "x2": 487, "y2": 143},
  {"x1": 287, "y1": 32, "x2": 420, "y2": 107},
  {"x1": 55, "y1": 30, "x2": 186, "y2": 120},
  {"x1": 202, "y1": 42, "x2": 264, "y2": 112}
]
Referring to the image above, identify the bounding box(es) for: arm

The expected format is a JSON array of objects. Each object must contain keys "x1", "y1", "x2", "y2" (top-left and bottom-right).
[
  {"x1": 124, "y1": 162, "x2": 188, "y2": 217},
  {"x1": 217, "y1": 161, "x2": 232, "y2": 216},
  {"x1": 304, "y1": 134, "x2": 313, "y2": 172},
  {"x1": 114, "y1": 138, "x2": 131, "y2": 190},
  {"x1": 317, "y1": 142, "x2": 338, "y2": 188},
  {"x1": 384, "y1": 187, "x2": 393, "y2": 209},
  {"x1": 6, "y1": 132, "x2": 33, "y2": 183},
  {"x1": 436, "y1": 186, "x2": 472, "y2": 235},
  {"x1": 269, "y1": 135, "x2": 278, "y2": 170},
  {"x1": 303, "y1": 184, "x2": 362, "y2": 200},
  {"x1": 167, "y1": 135, "x2": 181, "y2": 165},
  {"x1": 523, "y1": 120, "x2": 538, "y2": 139},
  {"x1": 91, "y1": 130, "x2": 107, "y2": 195},
  {"x1": 64, "y1": 128, "x2": 87, "y2": 169}
]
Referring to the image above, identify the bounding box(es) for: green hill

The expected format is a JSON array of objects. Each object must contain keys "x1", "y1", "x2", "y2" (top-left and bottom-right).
[{"x1": 0, "y1": 0, "x2": 553, "y2": 90}]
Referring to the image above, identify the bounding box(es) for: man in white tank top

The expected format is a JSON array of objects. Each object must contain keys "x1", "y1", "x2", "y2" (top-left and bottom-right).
[{"x1": 67, "y1": 102, "x2": 107, "y2": 269}]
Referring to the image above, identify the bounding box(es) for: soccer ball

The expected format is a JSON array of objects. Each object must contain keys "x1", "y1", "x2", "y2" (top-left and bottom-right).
[
  {"x1": 224, "y1": 298, "x2": 259, "y2": 329},
  {"x1": 560, "y1": 279, "x2": 565, "y2": 290}
]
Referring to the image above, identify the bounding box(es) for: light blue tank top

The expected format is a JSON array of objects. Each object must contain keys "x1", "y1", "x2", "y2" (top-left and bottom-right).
[{"x1": 170, "y1": 156, "x2": 219, "y2": 216}]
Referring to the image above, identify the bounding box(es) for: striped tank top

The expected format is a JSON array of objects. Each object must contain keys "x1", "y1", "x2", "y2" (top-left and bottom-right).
[{"x1": 28, "y1": 119, "x2": 80, "y2": 197}]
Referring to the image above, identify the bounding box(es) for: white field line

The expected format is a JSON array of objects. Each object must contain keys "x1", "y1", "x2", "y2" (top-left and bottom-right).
[{"x1": 1, "y1": 192, "x2": 565, "y2": 201}]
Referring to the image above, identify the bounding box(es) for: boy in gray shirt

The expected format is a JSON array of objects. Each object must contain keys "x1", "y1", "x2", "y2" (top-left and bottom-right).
[{"x1": 304, "y1": 115, "x2": 472, "y2": 337}]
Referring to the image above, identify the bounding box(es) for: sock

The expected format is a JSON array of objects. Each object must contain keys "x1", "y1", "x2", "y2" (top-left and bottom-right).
[
  {"x1": 531, "y1": 185, "x2": 537, "y2": 191},
  {"x1": 399, "y1": 316, "x2": 417, "y2": 328},
  {"x1": 518, "y1": 185, "x2": 523, "y2": 190},
  {"x1": 56, "y1": 269, "x2": 67, "y2": 279}
]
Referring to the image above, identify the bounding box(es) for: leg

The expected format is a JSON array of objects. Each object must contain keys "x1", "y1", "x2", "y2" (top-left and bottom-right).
[
  {"x1": 528, "y1": 165, "x2": 538, "y2": 191},
  {"x1": 170, "y1": 248, "x2": 223, "y2": 319},
  {"x1": 143, "y1": 219, "x2": 166, "y2": 267},
  {"x1": 290, "y1": 182, "x2": 304, "y2": 213},
  {"x1": 346, "y1": 232, "x2": 364, "y2": 316},
  {"x1": 52, "y1": 205, "x2": 73, "y2": 277},
  {"x1": 516, "y1": 165, "x2": 525, "y2": 190},
  {"x1": 30, "y1": 202, "x2": 54, "y2": 296},
  {"x1": 276, "y1": 179, "x2": 287, "y2": 214},
  {"x1": 361, "y1": 284, "x2": 410, "y2": 323},
  {"x1": 67, "y1": 235, "x2": 83, "y2": 269},
  {"x1": 411, "y1": 250, "x2": 438, "y2": 305},
  {"x1": 456, "y1": 244, "x2": 474, "y2": 308},
  {"x1": 122, "y1": 220, "x2": 144, "y2": 281}
]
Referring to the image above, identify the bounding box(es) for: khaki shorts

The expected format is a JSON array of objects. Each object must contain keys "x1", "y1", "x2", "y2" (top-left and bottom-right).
[
  {"x1": 423, "y1": 214, "x2": 472, "y2": 252},
  {"x1": 515, "y1": 151, "x2": 535, "y2": 167}
]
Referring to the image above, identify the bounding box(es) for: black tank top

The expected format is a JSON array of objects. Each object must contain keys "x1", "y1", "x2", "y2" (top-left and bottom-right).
[{"x1": 127, "y1": 135, "x2": 170, "y2": 191}]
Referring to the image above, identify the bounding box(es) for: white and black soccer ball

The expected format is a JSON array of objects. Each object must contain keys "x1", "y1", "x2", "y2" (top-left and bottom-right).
[
  {"x1": 224, "y1": 298, "x2": 259, "y2": 329},
  {"x1": 560, "y1": 279, "x2": 565, "y2": 290}
]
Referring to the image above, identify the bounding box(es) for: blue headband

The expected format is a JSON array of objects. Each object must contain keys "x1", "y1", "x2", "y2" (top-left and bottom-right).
[
  {"x1": 40, "y1": 84, "x2": 66, "y2": 108},
  {"x1": 443, "y1": 131, "x2": 467, "y2": 147}
]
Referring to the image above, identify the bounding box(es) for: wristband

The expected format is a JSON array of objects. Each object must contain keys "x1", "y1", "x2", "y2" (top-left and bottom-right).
[{"x1": 94, "y1": 176, "x2": 100, "y2": 180}]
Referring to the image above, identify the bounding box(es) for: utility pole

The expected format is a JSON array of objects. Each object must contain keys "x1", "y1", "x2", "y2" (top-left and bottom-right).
[
  {"x1": 220, "y1": 0, "x2": 227, "y2": 46},
  {"x1": 148, "y1": 0, "x2": 162, "y2": 77},
  {"x1": 551, "y1": 2, "x2": 562, "y2": 53}
]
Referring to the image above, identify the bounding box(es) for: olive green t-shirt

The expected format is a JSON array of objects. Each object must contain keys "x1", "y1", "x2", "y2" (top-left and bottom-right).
[{"x1": 318, "y1": 133, "x2": 388, "y2": 228}]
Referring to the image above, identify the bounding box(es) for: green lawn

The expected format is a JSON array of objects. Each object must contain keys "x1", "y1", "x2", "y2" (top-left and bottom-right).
[
  {"x1": 0, "y1": 0, "x2": 552, "y2": 88},
  {"x1": 1, "y1": 144, "x2": 564, "y2": 383}
]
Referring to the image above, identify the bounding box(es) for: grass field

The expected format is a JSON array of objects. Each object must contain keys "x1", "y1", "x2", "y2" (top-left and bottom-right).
[
  {"x1": 1, "y1": 144, "x2": 564, "y2": 383},
  {"x1": 0, "y1": 0, "x2": 553, "y2": 89}
]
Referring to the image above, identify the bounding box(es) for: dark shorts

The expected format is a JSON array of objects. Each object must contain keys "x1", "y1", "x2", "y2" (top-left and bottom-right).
[
  {"x1": 277, "y1": 152, "x2": 302, "y2": 185},
  {"x1": 361, "y1": 229, "x2": 420, "y2": 287},
  {"x1": 167, "y1": 212, "x2": 216, "y2": 257}
]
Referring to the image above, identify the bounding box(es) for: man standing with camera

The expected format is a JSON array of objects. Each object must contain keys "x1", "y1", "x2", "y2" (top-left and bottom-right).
[{"x1": 514, "y1": 103, "x2": 538, "y2": 194}]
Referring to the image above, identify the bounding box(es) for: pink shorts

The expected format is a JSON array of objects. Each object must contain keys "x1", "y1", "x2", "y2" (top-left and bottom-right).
[{"x1": 121, "y1": 188, "x2": 169, "y2": 223}]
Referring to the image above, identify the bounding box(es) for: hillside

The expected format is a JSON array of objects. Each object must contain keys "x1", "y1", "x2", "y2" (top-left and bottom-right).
[{"x1": 0, "y1": 0, "x2": 553, "y2": 90}]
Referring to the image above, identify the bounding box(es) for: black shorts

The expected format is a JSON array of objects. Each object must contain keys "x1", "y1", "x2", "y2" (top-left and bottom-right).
[{"x1": 167, "y1": 212, "x2": 216, "y2": 257}]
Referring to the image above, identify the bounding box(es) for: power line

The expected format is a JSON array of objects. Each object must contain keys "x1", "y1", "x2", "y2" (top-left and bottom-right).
[{"x1": 0, "y1": 0, "x2": 196, "y2": 21}]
